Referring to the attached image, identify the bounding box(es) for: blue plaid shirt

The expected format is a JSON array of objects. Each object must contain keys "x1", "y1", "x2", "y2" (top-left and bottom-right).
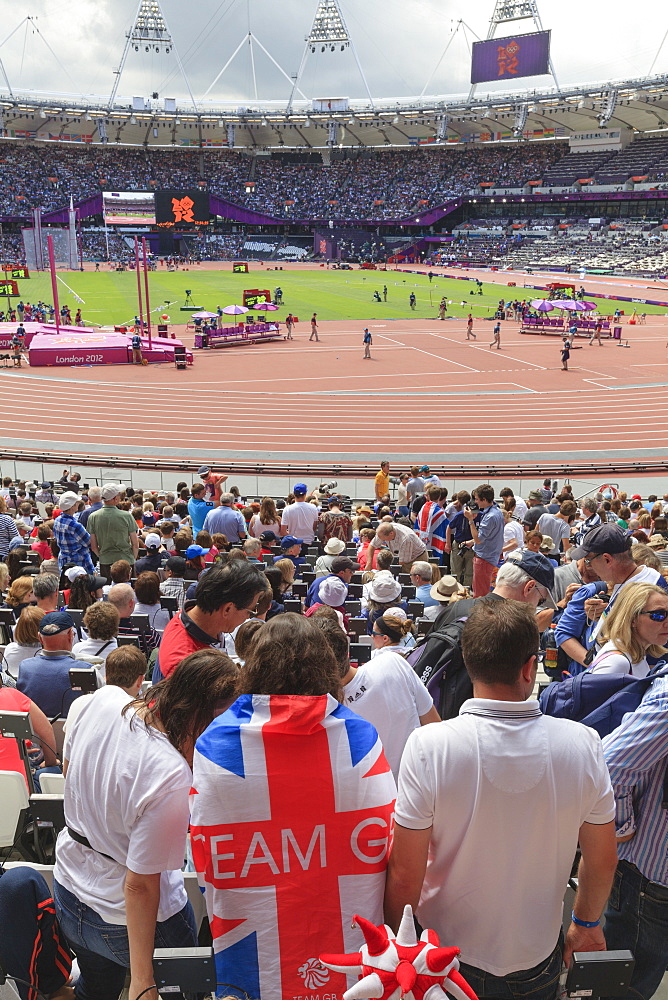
[{"x1": 53, "y1": 512, "x2": 95, "y2": 574}]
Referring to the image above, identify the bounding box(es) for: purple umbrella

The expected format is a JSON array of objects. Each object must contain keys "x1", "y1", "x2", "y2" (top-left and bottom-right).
[
  {"x1": 252, "y1": 302, "x2": 279, "y2": 311},
  {"x1": 222, "y1": 304, "x2": 248, "y2": 315},
  {"x1": 554, "y1": 300, "x2": 587, "y2": 311},
  {"x1": 191, "y1": 311, "x2": 217, "y2": 319},
  {"x1": 581, "y1": 301, "x2": 597, "y2": 311},
  {"x1": 530, "y1": 299, "x2": 554, "y2": 312}
]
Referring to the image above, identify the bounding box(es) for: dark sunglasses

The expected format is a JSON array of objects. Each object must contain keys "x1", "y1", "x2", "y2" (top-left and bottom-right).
[{"x1": 639, "y1": 609, "x2": 668, "y2": 622}]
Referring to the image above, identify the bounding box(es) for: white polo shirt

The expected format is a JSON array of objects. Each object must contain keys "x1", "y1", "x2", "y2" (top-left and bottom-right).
[{"x1": 395, "y1": 699, "x2": 614, "y2": 976}]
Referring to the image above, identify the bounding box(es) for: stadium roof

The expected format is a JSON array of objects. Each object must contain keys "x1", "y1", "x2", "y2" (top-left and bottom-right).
[{"x1": 2, "y1": 74, "x2": 668, "y2": 150}]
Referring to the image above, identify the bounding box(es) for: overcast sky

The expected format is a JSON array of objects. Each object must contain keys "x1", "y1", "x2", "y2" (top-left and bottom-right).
[{"x1": 2, "y1": 0, "x2": 667, "y2": 106}]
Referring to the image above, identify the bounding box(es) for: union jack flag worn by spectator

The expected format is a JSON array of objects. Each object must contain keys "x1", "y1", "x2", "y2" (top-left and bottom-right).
[
  {"x1": 190, "y1": 693, "x2": 396, "y2": 1000},
  {"x1": 416, "y1": 501, "x2": 448, "y2": 559}
]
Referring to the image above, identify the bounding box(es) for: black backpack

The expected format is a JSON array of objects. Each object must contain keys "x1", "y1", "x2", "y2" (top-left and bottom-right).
[{"x1": 405, "y1": 616, "x2": 472, "y2": 720}]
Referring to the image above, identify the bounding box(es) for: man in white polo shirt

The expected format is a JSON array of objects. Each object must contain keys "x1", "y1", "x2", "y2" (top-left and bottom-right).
[
  {"x1": 280, "y1": 482, "x2": 319, "y2": 546},
  {"x1": 385, "y1": 598, "x2": 617, "y2": 1000}
]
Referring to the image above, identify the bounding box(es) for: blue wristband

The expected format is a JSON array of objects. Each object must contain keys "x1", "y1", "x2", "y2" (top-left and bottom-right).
[{"x1": 571, "y1": 910, "x2": 600, "y2": 928}]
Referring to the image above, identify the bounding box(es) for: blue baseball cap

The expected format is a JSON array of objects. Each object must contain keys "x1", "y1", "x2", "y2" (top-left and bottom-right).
[
  {"x1": 293, "y1": 483, "x2": 308, "y2": 495},
  {"x1": 505, "y1": 549, "x2": 555, "y2": 592},
  {"x1": 568, "y1": 523, "x2": 631, "y2": 562},
  {"x1": 281, "y1": 535, "x2": 303, "y2": 548},
  {"x1": 185, "y1": 544, "x2": 210, "y2": 559},
  {"x1": 39, "y1": 610, "x2": 75, "y2": 635}
]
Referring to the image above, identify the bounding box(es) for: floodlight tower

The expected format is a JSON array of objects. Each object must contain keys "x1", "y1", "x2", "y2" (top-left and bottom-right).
[
  {"x1": 287, "y1": 0, "x2": 374, "y2": 111},
  {"x1": 109, "y1": 0, "x2": 196, "y2": 110},
  {"x1": 468, "y1": 0, "x2": 559, "y2": 100}
]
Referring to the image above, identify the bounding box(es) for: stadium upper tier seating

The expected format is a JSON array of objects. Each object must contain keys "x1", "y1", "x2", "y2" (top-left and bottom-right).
[
  {"x1": 0, "y1": 142, "x2": 563, "y2": 219},
  {"x1": 4, "y1": 137, "x2": 668, "y2": 224}
]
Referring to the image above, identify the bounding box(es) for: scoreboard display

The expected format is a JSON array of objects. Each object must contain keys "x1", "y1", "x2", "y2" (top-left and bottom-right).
[
  {"x1": 0, "y1": 280, "x2": 20, "y2": 296},
  {"x1": 242, "y1": 288, "x2": 271, "y2": 308},
  {"x1": 1, "y1": 266, "x2": 29, "y2": 279}
]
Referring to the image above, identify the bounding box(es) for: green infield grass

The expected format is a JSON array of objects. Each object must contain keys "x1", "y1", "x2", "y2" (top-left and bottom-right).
[{"x1": 6, "y1": 267, "x2": 668, "y2": 327}]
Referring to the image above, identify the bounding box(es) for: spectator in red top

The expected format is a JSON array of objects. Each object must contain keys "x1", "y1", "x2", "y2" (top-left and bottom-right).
[
  {"x1": 259, "y1": 529, "x2": 279, "y2": 555},
  {"x1": 197, "y1": 465, "x2": 228, "y2": 506},
  {"x1": 152, "y1": 560, "x2": 267, "y2": 682},
  {"x1": 357, "y1": 527, "x2": 378, "y2": 570},
  {"x1": 0, "y1": 681, "x2": 59, "y2": 788},
  {"x1": 31, "y1": 522, "x2": 53, "y2": 561}
]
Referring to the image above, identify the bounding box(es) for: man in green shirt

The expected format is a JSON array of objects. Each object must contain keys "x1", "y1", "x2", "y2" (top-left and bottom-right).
[{"x1": 88, "y1": 483, "x2": 139, "y2": 581}]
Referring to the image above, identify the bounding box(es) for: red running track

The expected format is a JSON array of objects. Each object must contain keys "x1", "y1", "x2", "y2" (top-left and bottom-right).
[{"x1": 2, "y1": 275, "x2": 668, "y2": 475}]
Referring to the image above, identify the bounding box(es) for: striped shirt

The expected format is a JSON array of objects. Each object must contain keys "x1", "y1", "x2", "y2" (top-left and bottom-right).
[
  {"x1": 602, "y1": 674, "x2": 668, "y2": 886},
  {"x1": 0, "y1": 513, "x2": 18, "y2": 557}
]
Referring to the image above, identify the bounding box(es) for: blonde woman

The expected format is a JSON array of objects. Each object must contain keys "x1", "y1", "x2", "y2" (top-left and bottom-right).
[
  {"x1": 2, "y1": 576, "x2": 37, "y2": 618},
  {"x1": 589, "y1": 582, "x2": 668, "y2": 678}
]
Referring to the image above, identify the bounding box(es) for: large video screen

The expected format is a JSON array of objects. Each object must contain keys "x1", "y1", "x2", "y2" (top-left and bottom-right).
[
  {"x1": 102, "y1": 191, "x2": 156, "y2": 225},
  {"x1": 471, "y1": 30, "x2": 550, "y2": 85},
  {"x1": 154, "y1": 189, "x2": 210, "y2": 228}
]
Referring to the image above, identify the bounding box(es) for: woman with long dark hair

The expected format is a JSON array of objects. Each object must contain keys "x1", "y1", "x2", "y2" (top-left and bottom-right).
[
  {"x1": 249, "y1": 495, "x2": 281, "y2": 538},
  {"x1": 5, "y1": 547, "x2": 29, "y2": 584},
  {"x1": 66, "y1": 572, "x2": 106, "y2": 612},
  {"x1": 53, "y1": 647, "x2": 239, "y2": 1000},
  {"x1": 190, "y1": 614, "x2": 396, "y2": 1000}
]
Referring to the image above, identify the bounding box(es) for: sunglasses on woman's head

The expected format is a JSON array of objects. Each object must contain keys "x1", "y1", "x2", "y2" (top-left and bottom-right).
[{"x1": 639, "y1": 609, "x2": 668, "y2": 622}]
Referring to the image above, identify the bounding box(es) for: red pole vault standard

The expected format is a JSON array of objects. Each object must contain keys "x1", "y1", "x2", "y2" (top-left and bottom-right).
[
  {"x1": 134, "y1": 236, "x2": 144, "y2": 339},
  {"x1": 141, "y1": 236, "x2": 152, "y2": 348},
  {"x1": 47, "y1": 235, "x2": 61, "y2": 335}
]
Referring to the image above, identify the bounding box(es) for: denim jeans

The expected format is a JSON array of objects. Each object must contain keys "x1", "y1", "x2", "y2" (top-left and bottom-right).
[
  {"x1": 458, "y1": 936, "x2": 562, "y2": 1000},
  {"x1": 54, "y1": 879, "x2": 197, "y2": 1000},
  {"x1": 604, "y1": 860, "x2": 668, "y2": 1000}
]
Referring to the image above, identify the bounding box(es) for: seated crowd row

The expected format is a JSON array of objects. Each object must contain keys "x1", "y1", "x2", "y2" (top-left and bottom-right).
[{"x1": 0, "y1": 468, "x2": 667, "y2": 1000}]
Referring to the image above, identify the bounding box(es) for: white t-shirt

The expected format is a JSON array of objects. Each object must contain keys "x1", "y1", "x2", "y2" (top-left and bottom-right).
[
  {"x1": 395, "y1": 699, "x2": 614, "y2": 976},
  {"x1": 280, "y1": 501, "x2": 318, "y2": 543},
  {"x1": 72, "y1": 637, "x2": 118, "y2": 678},
  {"x1": 503, "y1": 521, "x2": 524, "y2": 551},
  {"x1": 54, "y1": 685, "x2": 191, "y2": 925},
  {"x1": 249, "y1": 515, "x2": 281, "y2": 538},
  {"x1": 589, "y1": 639, "x2": 649, "y2": 678},
  {"x1": 2, "y1": 641, "x2": 40, "y2": 680},
  {"x1": 513, "y1": 497, "x2": 528, "y2": 520},
  {"x1": 343, "y1": 649, "x2": 433, "y2": 777}
]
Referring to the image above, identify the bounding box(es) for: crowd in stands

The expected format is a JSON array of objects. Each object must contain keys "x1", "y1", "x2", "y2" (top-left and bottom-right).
[
  {"x1": 0, "y1": 465, "x2": 667, "y2": 1000},
  {"x1": 0, "y1": 140, "x2": 562, "y2": 220}
]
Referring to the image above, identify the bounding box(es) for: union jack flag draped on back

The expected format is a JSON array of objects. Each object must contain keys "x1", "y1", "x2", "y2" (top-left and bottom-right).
[
  {"x1": 416, "y1": 501, "x2": 448, "y2": 558},
  {"x1": 190, "y1": 693, "x2": 396, "y2": 1000}
]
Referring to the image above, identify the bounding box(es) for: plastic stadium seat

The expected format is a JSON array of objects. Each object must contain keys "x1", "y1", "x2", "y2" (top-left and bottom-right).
[
  {"x1": 38, "y1": 773, "x2": 65, "y2": 794},
  {"x1": 0, "y1": 770, "x2": 29, "y2": 849}
]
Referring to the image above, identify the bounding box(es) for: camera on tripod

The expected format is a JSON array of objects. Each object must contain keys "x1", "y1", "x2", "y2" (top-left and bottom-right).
[{"x1": 319, "y1": 481, "x2": 338, "y2": 492}]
